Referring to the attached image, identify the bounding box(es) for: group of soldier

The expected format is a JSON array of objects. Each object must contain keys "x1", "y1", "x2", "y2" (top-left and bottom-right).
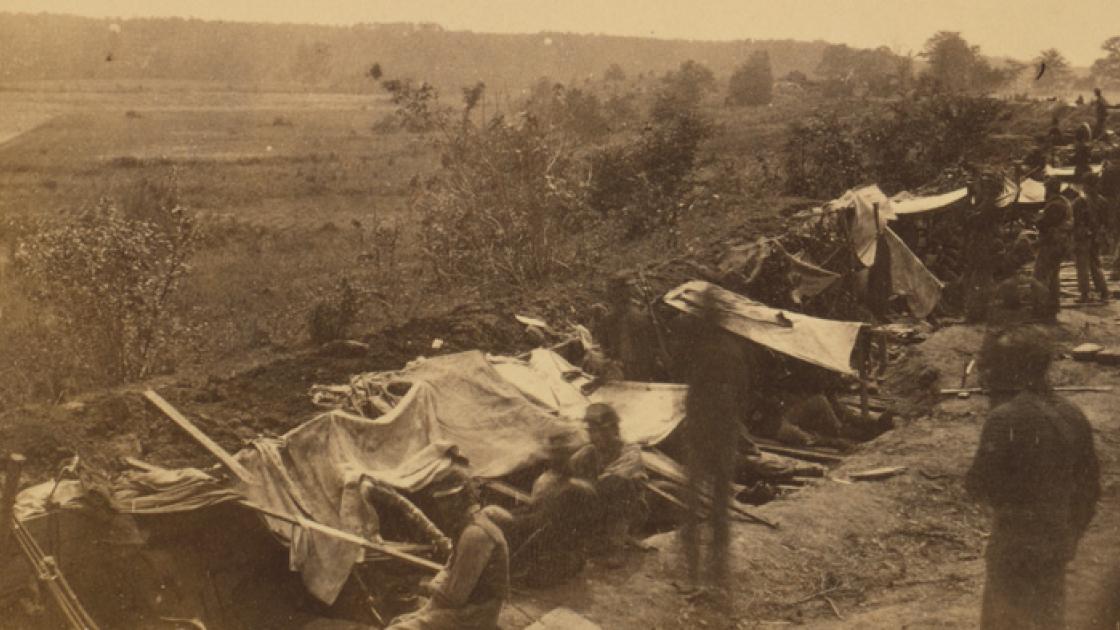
[
  {"x1": 383, "y1": 401, "x2": 648, "y2": 629},
  {"x1": 1031, "y1": 96, "x2": 1120, "y2": 320}
]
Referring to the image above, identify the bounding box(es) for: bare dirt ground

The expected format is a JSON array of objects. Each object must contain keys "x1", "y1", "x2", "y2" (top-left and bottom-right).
[{"x1": 500, "y1": 304, "x2": 1120, "y2": 629}]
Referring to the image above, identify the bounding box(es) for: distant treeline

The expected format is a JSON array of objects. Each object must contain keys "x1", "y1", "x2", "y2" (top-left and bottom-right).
[{"x1": 0, "y1": 12, "x2": 835, "y2": 92}]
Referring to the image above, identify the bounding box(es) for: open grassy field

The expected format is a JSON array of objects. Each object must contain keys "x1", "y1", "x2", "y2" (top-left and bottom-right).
[
  {"x1": 0, "y1": 84, "x2": 449, "y2": 383},
  {"x1": 0, "y1": 80, "x2": 825, "y2": 405}
]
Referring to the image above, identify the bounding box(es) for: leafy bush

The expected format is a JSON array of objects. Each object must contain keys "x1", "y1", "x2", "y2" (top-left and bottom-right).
[
  {"x1": 784, "y1": 94, "x2": 1007, "y2": 197},
  {"x1": 588, "y1": 102, "x2": 712, "y2": 238},
  {"x1": 651, "y1": 60, "x2": 717, "y2": 120},
  {"x1": 862, "y1": 93, "x2": 1007, "y2": 191},
  {"x1": 307, "y1": 277, "x2": 363, "y2": 343},
  {"x1": 13, "y1": 176, "x2": 196, "y2": 386},
  {"x1": 728, "y1": 51, "x2": 773, "y2": 106},
  {"x1": 416, "y1": 115, "x2": 586, "y2": 289},
  {"x1": 524, "y1": 81, "x2": 611, "y2": 140},
  {"x1": 783, "y1": 110, "x2": 866, "y2": 198},
  {"x1": 379, "y1": 78, "x2": 446, "y2": 132}
]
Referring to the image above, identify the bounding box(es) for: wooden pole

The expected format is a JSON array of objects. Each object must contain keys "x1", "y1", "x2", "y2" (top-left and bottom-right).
[
  {"x1": 240, "y1": 500, "x2": 442, "y2": 573},
  {"x1": 858, "y1": 334, "x2": 871, "y2": 424},
  {"x1": 1, "y1": 453, "x2": 25, "y2": 557},
  {"x1": 143, "y1": 390, "x2": 255, "y2": 484},
  {"x1": 940, "y1": 385, "x2": 1113, "y2": 395}
]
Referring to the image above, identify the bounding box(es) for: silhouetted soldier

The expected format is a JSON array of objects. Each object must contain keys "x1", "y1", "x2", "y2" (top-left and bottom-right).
[
  {"x1": 1033, "y1": 179, "x2": 1072, "y2": 321},
  {"x1": 680, "y1": 286, "x2": 753, "y2": 590},
  {"x1": 1073, "y1": 122, "x2": 1094, "y2": 179},
  {"x1": 966, "y1": 325, "x2": 1100, "y2": 630},
  {"x1": 1093, "y1": 87, "x2": 1117, "y2": 140},
  {"x1": 1072, "y1": 174, "x2": 1111, "y2": 303}
]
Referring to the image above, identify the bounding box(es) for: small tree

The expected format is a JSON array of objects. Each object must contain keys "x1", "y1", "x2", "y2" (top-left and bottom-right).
[
  {"x1": 379, "y1": 78, "x2": 445, "y2": 132},
  {"x1": 653, "y1": 60, "x2": 717, "y2": 119},
  {"x1": 604, "y1": 63, "x2": 627, "y2": 82},
  {"x1": 1091, "y1": 37, "x2": 1120, "y2": 85},
  {"x1": 728, "y1": 51, "x2": 774, "y2": 106},
  {"x1": 14, "y1": 175, "x2": 196, "y2": 384},
  {"x1": 588, "y1": 101, "x2": 712, "y2": 238},
  {"x1": 1035, "y1": 49, "x2": 1072, "y2": 90}
]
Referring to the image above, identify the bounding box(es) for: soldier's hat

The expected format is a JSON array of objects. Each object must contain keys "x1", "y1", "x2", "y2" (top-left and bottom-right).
[{"x1": 583, "y1": 403, "x2": 620, "y2": 429}]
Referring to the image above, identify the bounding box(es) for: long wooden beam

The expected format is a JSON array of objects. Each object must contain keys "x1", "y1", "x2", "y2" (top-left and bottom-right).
[
  {"x1": 239, "y1": 500, "x2": 442, "y2": 573},
  {"x1": 143, "y1": 390, "x2": 255, "y2": 484},
  {"x1": 939, "y1": 385, "x2": 1113, "y2": 395}
]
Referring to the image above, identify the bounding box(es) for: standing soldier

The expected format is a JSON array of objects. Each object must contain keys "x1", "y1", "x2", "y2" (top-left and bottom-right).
[
  {"x1": 966, "y1": 325, "x2": 1100, "y2": 630},
  {"x1": 1033, "y1": 179, "x2": 1072, "y2": 320},
  {"x1": 680, "y1": 286, "x2": 754, "y2": 591},
  {"x1": 1093, "y1": 87, "x2": 1118, "y2": 139},
  {"x1": 1073, "y1": 122, "x2": 1094, "y2": 180},
  {"x1": 1072, "y1": 174, "x2": 1111, "y2": 303}
]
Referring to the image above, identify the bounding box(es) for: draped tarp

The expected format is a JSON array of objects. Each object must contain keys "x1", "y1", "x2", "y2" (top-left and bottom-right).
[
  {"x1": 662, "y1": 280, "x2": 866, "y2": 375},
  {"x1": 881, "y1": 227, "x2": 944, "y2": 319},
  {"x1": 772, "y1": 240, "x2": 842, "y2": 303},
  {"x1": 237, "y1": 349, "x2": 688, "y2": 603},
  {"x1": 890, "y1": 188, "x2": 968, "y2": 216},
  {"x1": 826, "y1": 185, "x2": 895, "y2": 265}
]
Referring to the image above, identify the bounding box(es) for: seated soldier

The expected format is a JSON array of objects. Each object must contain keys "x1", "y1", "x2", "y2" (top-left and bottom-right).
[
  {"x1": 505, "y1": 430, "x2": 597, "y2": 587},
  {"x1": 569, "y1": 403, "x2": 648, "y2": 557},
  {"x1": 387, "y1": 477, "x2": 509, "y2": 630}
]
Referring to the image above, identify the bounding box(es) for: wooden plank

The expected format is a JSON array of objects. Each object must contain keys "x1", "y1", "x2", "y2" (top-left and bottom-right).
[
  {"x1": 940, "y1": 385, "x2": 1113, "y2": 395},
  {"x1": 849, "y1": 466, "x2": 908, "y2": 481},
  {"x1": 143, "y1": 390, "x2": 255, "y2": 484}
]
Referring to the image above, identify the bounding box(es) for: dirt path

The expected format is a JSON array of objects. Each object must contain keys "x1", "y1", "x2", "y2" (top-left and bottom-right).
[{"x1": 504, "y1": 305, "x2": 1120, "y2": 629}]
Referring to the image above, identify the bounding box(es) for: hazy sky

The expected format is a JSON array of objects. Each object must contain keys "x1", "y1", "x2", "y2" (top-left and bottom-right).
[{"x1": 2, "y1": 0, "x2": 1119, "y2": 66}]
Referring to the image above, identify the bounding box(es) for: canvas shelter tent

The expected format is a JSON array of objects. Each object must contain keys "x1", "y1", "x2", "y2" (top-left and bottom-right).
[
  {"x1": 805, "y1": 185, "x2": 945, "y2": 318},
  {"x1": 662, "y1": 280, "x2": 867, "y2": 376}
]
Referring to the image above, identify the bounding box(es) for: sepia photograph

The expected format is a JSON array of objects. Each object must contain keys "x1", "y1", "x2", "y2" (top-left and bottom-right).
[{"x1": 0, "y1": 1, "x2": 1118, "y2": 627}]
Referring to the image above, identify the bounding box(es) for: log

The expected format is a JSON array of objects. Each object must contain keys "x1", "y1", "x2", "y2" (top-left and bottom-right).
[
  {"x1": 753, "y1": 440, "x2": 845, "y2": 465},
  {"x1": 143, "y1": 390, "x2": 255, "y2": 484},
  {"x1": 641, "y1": 480, "x2": 778, "y2": 529},
  {"x1": 940, "y1": 385, "x2": 1113, "y2": 395}
]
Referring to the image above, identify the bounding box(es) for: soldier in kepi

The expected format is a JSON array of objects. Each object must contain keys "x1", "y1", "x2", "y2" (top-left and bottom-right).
[
  {"x1": 569, "y1": 403, "x2": 648, "y2": 563},
  {"x1": 966, "y1": 325, "x2": 1100, "y2": 630}
]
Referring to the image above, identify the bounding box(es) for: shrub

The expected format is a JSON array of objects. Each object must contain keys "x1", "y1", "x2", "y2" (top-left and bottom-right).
[
  {"x1": 783, "y1": 94, "x2": 1007, "y2": 197},
  {"x1": 13, "y1": 175, "x2": 196, "y2": 386},
  {"x1": 728, "y1": 51, "x2": 774, "y2": 106},
  {"x1": 416, "y1": 115, "x2": 586, "y2": 288},
  {"x1": 307, "y1": 277, "x2": 363, "y2": 344},
  {"x1": 588, "y1": 103, "x2": 712, "y2": 238},
  {"x1": 783, "y1": 110, "x2": 866, "y2": 198}
]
